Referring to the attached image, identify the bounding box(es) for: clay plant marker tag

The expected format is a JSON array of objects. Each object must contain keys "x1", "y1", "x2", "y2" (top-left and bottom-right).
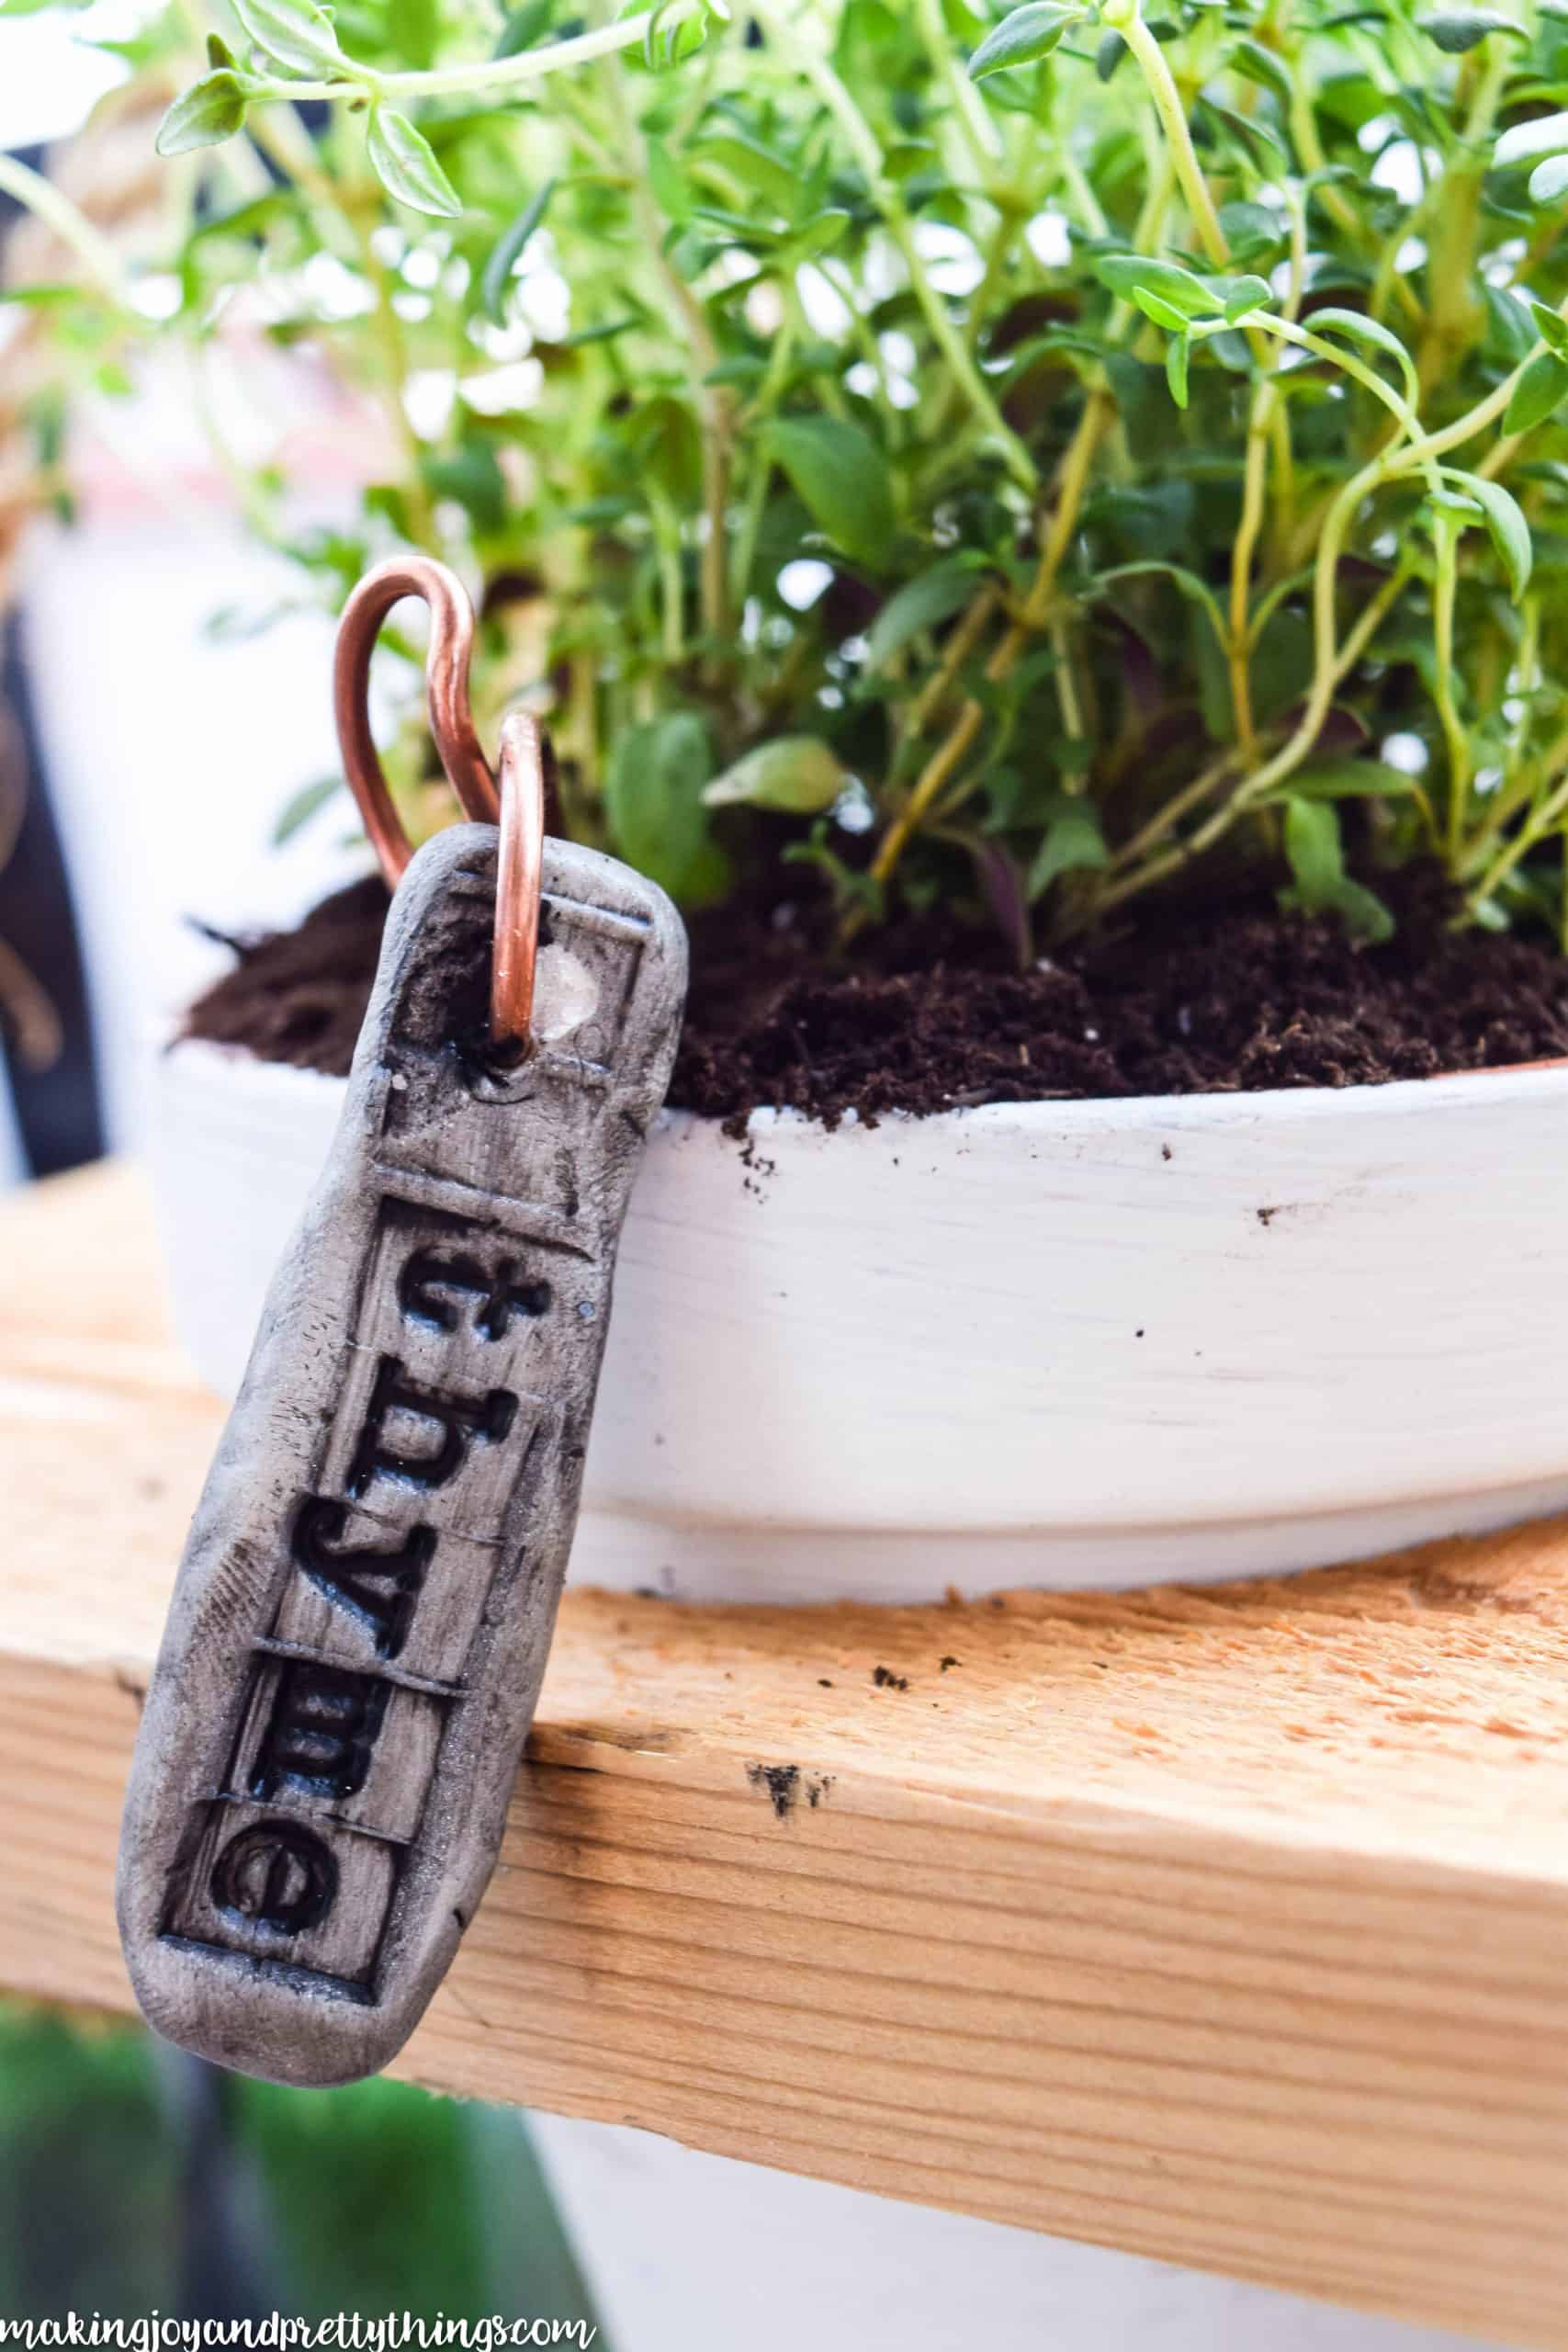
[{"x1": 118, "y1": 560, "x2": 687, "y2": 2086}]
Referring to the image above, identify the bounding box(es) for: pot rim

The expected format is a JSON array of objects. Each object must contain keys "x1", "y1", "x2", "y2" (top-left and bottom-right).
[{"x1": 163, "y1": 1025, "x2": 1568, "y2": 1139}]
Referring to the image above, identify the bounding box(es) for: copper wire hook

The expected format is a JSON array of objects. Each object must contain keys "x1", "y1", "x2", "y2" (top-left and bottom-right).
[
  {"x1": 333, "y1": 555, "x2": 543, "y2": 1052},
  {"x1": 491, "y1": 709, "x2": 545, "y2": 1059}
]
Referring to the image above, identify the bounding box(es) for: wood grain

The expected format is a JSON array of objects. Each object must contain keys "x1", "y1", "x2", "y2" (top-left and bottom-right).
[{"x1": 5, "y1": 1161, "x2": 1568, "y2": 2341}]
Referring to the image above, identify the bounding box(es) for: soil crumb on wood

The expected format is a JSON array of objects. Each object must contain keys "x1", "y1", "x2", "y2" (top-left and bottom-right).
[
  {"x1": 747, "y1": 1762, "x2": 800, "y2": 1819},
  {"x1": 183, "y1": 867, "x2": 1568, "y2": 1127},
  {"x1": 745, "y1": 1762, "x2": 830, "y2": 1817}
]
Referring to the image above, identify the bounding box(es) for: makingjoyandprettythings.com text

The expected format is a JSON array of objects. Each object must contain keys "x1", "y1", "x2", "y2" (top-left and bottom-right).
[{"x1": 0, "y1": 2320, "x2": 597, "y2": 2351}]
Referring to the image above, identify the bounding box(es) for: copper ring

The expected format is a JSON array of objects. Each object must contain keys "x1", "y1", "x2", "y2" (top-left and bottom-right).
[
  {"x1": 491, "y1": 710, "x2": 545, "y2": 1055},
  {"x1": 333, "y1": 554, "x2": 542, "y2": 1052},
  {"x1": 333, "y1": 554, "x2": 498, "y2": 876}
]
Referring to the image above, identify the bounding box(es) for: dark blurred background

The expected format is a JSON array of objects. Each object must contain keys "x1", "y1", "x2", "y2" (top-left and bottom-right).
[{"x1": 0, "y1": 2002, "x2": 602, "y2": 2333}]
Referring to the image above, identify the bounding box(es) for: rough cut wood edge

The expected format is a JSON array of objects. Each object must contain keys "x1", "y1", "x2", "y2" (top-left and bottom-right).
[{"x1": 5, "y1": 1161, "x2": 1568, "y2": 2346}]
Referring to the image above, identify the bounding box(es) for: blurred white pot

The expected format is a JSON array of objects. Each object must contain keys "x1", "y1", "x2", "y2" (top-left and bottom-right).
[{"x1": 150, "y1": 1031, "x2": 1568, "y2": 1601}]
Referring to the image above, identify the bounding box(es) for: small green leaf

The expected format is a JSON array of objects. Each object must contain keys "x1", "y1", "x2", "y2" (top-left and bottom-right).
[
  {"x1": 481, "y1": 179, "x2": 555, "y2": 323},
  {"x1": 1165, "y1": 330, "x2": 1190, "y2": 409},
  {"x1": 1223, "y1": 274, "x2": 1272, "y2": 324},
  {"x1": 645, "y1": 134, "x2": 692, "y2": 222},
  {"x1": 1136, "y1": 288, "x2": 1193, "y2": 332},
  {"x1": 967, "y1": 2, "x2": 1079, "y2": 76},
  {"x1": 1529, "y1": 152, "x2": 1568, "y2": 203},
  {"x1": 1330, "y1": 877, "x2": 1396, "y2": 943},
  {"x1": 1282, "y1": 794, "x2": 1342, "y2": 905},
  {"x1": 1095, "y1": 253, "x2": 1224, "y2": 319},
  {"x1": 1217, "y1": 199, "x2": 1287, "y2": 266},
  {"x1": 1278, "y1": 800, "x2": 1393, "y2": 939},
  {"x1": 1454, "y1": 471, "x2": 1534, "y2": 598},
  {"x1": 559, "y1": 313, "x2": 641, "y2": 346},
  {"x1": 1483, "y1": 282, "x2": 1537, "y2": 364},
  {"x1": 1028, "y1": 802, "x2": 1108, "y2": 899},
  {"x1": 628, "y1": 392, "x2": 702, "y2": 503},
  {"x1": 1194, "y1": 93, "x2": 1287, "y2": 171},
  {"x1": 1530, "y1": 300, "x2": 1568, "y2": 357},
  {"x1": 366, "y1": 107, "x2": 463, "y2": 217},
  {"x1": 155, "y1": 71, "x2": 249, "y2": 155},
  {"x1": 230, "y1": 0, "x2": 343, "y2": 74},
  {"x1": 702, "y1": 737, "x2": 848, "y2": 812},
  {"x1": 1495, "y1": 108, "x2": 1568, "y2": 168},
  {"x1": 604, "y1": 711, "x2": 726, "y2": 901},
  {"x1": 493, "y1": 0, "x2": 554, "y2": 55},
  {"x1": 766, "y1": 416, "x2": 897, "y2": 569},
  {"x1": 694, "y1": 130, "x2": 799, "y2": 217},
  {"x1": 1504, "y1": 347, "x2": 1568, "y2": 435},
  {"x1": 794, "y1": 210, "x2": 853, "y2": 259},
  {"x1": 1307, "y1": 307, "x2": 1418, "y2": 402},
  {"x1": 1417, "y1": 8, "x2": 1521, "y2": 49},
  {"x1": 1231, "y1": 35, "x2": 1293, "y2": 100},
  {"x1": 641, "y1": 0, "x2": 713, "y2": 69},
  {"x1": 421, "y1": 439, "x2": 506, "y2": 533},
  {"x1": 864, "y1": 560, "x2": 980, "y2": 672},
  {"x1": 1095, "y1": 28, "x2": 1126, "y2": 76},
  {"x1": 1260, "y1": 760, "x2": 1417, "y2": 801}
]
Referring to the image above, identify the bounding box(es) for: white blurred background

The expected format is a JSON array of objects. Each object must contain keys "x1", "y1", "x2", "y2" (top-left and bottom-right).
[{"x1": 4, "y1": 13, "x2": 370, "y2": 1183}]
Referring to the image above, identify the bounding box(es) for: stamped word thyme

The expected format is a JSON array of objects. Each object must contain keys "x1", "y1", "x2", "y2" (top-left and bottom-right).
[{"x1": 118, "y1": 825, "x2": 686, "y2": 2085}]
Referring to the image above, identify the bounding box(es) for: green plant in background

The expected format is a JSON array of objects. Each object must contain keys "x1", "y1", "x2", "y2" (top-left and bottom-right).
[
  {"x1": 10, "y1": 0, "x2": 1568, "y2": 957},
  {"x1": 0, "y1": 2002, "x2": 599, "y2": 2329}
]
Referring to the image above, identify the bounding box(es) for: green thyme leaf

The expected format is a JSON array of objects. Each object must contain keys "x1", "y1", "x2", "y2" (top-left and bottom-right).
[
  {"x1": 481, "y1": 180, "x2": 556, "y2": 323},
  {"x1": 1306, "y1": 307, "x2": 1419, "y2": 403},
  {"x1": 229, "y1": 0, "x2": 343, "y2": 74},
  {"x1": 155, "y1": 71, "x2": 249, "y2": 155},
  {"x1": 1455, "y1": 471, "x2": 1533, "y2": 598},
  {"x1": 1504, "y1": 347, "x2": 1568, "y2": 435},
  {"x1": 766, "y1": 416, "x2": 897, "y2": 569},
  {"x1": 366, "y1": 107, "x2": 463, "y2": 217},
  {"x1": 1418, "y1": 9, "x2": 1521, "y2": 51},
  {"x1": 1028, "y1": 802, "x2": 1108, "y2": 898},
  {"x1": 1094, "y1": 254, "x2": 1224, "y2": 319},
  {"x1": 968, "y1": 2, "x2": 1080, "y2": 76},
  {"x1": 863, "y1": 560, "x2": 981, "y2": 672},
  {"x1": 1529, "y1": 300, "x2": 1568, "y2": 357},
  {"x1": 702, "y1": 737, "x2": 848, "y2": 811}
]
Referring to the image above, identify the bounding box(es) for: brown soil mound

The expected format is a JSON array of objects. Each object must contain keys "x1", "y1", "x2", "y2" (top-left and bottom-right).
[{"x1": 184, "y1": 869, "x2": 1568, "y2": 1128}]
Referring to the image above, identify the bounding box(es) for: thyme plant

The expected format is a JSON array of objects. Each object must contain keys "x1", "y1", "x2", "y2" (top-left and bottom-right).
[{"x1": 10, "y1": 0, "x2": 1568, "y2": 956}]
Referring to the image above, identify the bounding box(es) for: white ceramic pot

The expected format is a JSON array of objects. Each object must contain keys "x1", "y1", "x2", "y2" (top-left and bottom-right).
[{"x1": 150, "y1": 1032, "x2": 1568, "y2": 1601}]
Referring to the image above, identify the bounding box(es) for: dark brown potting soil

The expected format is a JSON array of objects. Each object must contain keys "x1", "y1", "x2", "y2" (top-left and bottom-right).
[{"x1": 183, "y1": 867, "x2": 1568, "y2": 1129}]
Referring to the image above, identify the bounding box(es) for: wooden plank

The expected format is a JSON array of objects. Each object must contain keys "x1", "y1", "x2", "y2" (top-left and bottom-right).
[{"x1": 4, "y1": 1159, "x2": 1568, "y2": 2344}]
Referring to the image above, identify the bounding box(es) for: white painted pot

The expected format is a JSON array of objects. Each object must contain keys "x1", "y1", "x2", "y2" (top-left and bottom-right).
[{"x1": 150, "y1": 1032, "x2": 1568, "y2": 1601}]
